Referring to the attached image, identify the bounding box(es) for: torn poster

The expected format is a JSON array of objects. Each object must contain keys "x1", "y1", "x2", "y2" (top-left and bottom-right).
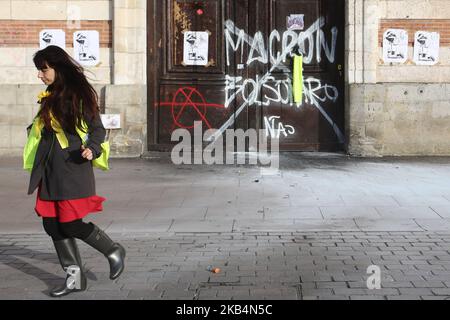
[
  {"x1": 101, "y1": 114, "x2": 121, "y2": 129},
  {"x1": 383, "y1": 29, "x2": 408, "y2": 64},
  {"x1": 413, "y1": 31, "x2": 440, "y2": 65},
  {"x1": 73, "y1": 30, "x2": 100, "y2": 67},
  {"x1": 183, "y1": 31, "x2": 209, "y2": 66},
  {"x1": 287, "y1": 14, "x2": 305, "y2": 31}
]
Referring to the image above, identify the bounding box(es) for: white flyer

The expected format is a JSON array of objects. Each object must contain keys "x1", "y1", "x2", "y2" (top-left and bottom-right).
[
  {"x1": 39, "y1": 29, "x2": 66, "y2": 50},
  {"x1": 383, "y1": 29, "x2": 408, "y2": 64},
  {"x1": 413, "y1": 31, "x2": 440, "y2": 65},
  {"x1": 73, "y1": 30, "x2": 100, "y2": 67},
  {"x1": 183, "y1": 31, "x2": 209, "y2": 66},
  {"x1": 101, "y1": 114, "x2": 121, "y2": 129}
]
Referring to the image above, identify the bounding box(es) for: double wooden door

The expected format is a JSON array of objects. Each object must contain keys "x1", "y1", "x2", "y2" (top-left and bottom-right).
[{"x1": 148, "y1": 0, "x2": 345, "y2": 151}]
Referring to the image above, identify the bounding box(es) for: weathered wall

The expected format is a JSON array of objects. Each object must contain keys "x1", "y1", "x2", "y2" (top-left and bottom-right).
[
  {"x1": 0, "y1": 0, "x2": 113, "y2": 84},
  {"x1": 0, "y1": 84, "x2": 146, "y2": 157},
  {"x1": 104, "y1": 84, "x2": 147, "y2": 157},
  {"x1": 346, "y1": 0, "x2": 450, "y2": 156},
  {"x1": 348, "y1": 83, "x2": 450, "y2": 155},
  {"x1": 0, "y1": 0, "x2": 147, "y2": 157}
]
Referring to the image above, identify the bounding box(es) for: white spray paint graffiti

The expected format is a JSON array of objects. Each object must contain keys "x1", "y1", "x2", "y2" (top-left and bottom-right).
[
  {"x1": 264, "y1": 116, "x2": 295, "y2": 139},
  {"x1": 225, "y1": 75, "x2": 291, "y2": 108},
  {"x1": 225, "y1": 75, "x2": 339, "y2": 109},
  {"x1": 206, "y1": 18, "x2": 344, "y2": 143},
  {"x1": 225, "y1": 17, "x2": 338, "y2": 67},
  {"x1": 222, "y1": 73, "x2": 344, "y2": 143}
]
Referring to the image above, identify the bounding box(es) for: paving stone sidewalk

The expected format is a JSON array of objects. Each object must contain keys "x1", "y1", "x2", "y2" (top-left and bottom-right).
[
  {"x1": 2, "y1": 156, "x2": 450, "y2": 235},
  {"x1": 1, "y1": 231, "x2": 450, "y2": 300},
  {"x1": 1, "y1": 155, "x2": 450, "y2": 300}
]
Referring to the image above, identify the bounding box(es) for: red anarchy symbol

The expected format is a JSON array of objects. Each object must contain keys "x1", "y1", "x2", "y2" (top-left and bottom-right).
[
  {"x1": 171, "y1": 87, "x2": 212, "y2": 129},
  {"x1": 157, "y1": 87, "x2": 225, "y2": 130}
]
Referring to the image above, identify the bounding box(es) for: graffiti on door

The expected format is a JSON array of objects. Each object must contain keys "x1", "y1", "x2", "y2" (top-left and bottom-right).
[
  {"x1": 158, "y1": 87, "x2": 225, "y2": 130},
  {"x1": 208, "y1": 17, "x2": 344, "y2": 143},
  {"x1": 264, "y1": 116, "x2": 295, "y2": 139},
  {"x1": 157, "y1": 16, "x2": 344, "y2": 144}
]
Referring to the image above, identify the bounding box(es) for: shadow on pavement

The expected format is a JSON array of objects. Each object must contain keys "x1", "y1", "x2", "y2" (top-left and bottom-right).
[{"x1": 0, "y1": 242, "x2": 97, "y2": 297}]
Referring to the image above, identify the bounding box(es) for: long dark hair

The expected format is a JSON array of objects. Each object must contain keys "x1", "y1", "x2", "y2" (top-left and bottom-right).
[{"x1": 33, "y1": 45, "x2": 99, "y2": 134}]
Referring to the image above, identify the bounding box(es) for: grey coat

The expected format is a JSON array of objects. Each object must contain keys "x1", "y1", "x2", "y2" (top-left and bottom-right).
[{"x1": 27, "y1": 112, "x2": 106, "y2": 201}]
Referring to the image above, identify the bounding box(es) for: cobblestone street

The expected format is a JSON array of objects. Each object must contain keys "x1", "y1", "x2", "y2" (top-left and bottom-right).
[
  {"x1": 2, "y1": 231, "x2": 450, "y2": 300},
  {"x1": 1, "y1": 156, "x2": 450, "y2": 300}
]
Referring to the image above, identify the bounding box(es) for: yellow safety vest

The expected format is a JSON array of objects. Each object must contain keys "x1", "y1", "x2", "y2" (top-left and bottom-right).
[{"x1": 23, "y1": 114, "x2": 110, "y2": 172}]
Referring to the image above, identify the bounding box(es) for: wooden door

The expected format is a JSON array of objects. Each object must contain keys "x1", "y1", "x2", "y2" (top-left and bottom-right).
[{"x1": 147, "y1": 0, "x2": 345, "y2": 151}]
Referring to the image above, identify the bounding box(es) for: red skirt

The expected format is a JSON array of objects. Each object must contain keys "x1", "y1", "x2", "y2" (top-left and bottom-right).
[{"x1": 35, "y1": 192, "x2": 106, "y2": 223}]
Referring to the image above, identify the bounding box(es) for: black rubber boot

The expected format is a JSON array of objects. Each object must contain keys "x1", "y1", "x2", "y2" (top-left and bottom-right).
[
  {"x1": 83, "y1": 224, "x2": 126, "y2": 280},
  {"x1": 50, "y1": 238, "x2": 87, "y2": 297}
]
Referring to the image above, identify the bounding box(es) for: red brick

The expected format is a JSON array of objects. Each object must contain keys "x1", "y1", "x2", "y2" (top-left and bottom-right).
[{"x1": 0, "y1": 20, "x2": 112, "y2": 47}]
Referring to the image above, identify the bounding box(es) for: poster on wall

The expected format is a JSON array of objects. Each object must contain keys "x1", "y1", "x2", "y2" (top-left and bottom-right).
[
  {"x1": 73, "y1": 30, "x2": 100, "y2": 67},
  {"x1": 39, "y1": 29, "x2": 66, "y2": 49},
  {"x1": 287, "y1": 14, "x2": 305, "y2": 31},
  {"x1": 413, "y1": 31, "x2": 440, "y2": 65},
  {"x1": 101, "y1": 114, "x2": 121, "y2": 129},
  {"x1": 383, "y1": 29, "x2": 408, "y2": 64},
  {"x1": 183, "y1": 31, "x2": 209, "y2": 66}
]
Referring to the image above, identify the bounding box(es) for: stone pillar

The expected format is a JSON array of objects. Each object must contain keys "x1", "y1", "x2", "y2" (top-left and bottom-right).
[
  {"x1": 362, "y1": 0, "x2": 380, "y2": 84},
  {"x1": 108, "y1": 1, "x2": 147, "y2": 156},
  {"x1": 346, "y1": 0, "x2": 380, "y2": 85},
  {"x1": 346, "y1": 0, "x2": 383, "y2": 156},
  {"x1": 112, "y1": 0, "x2": 147, "y2": 84}
]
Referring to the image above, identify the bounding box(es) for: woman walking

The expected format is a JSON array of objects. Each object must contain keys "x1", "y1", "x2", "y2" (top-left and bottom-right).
[{"x1": 23, "y1": 45, "x2": 126, "y2": 297}]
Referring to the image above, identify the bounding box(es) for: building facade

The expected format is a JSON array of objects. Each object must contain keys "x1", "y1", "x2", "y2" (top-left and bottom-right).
[{"x1": 0, "y1": 0, "x2": 449, "y2": 157}]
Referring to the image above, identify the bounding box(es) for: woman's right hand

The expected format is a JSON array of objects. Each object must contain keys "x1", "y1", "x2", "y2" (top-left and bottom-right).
[{"x1": 81, "y1": 145, "x2": 93, "y2": 160}]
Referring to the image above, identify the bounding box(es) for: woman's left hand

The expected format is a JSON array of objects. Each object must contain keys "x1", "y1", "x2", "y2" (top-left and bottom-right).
[{"x1": 81, "y1": 145, "x2": 93, "y2": 160}]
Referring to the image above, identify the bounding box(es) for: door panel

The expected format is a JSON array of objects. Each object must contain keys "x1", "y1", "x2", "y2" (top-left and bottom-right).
[
  {"x1": 166, "y1": 0, "x2": 225, "y2": 76},
  {"x1": 260, "y1": 0, "x2": 345, "y2": 151},
  {"x1": 154, "y1": 0, "x2": 233, "y2": 147}
]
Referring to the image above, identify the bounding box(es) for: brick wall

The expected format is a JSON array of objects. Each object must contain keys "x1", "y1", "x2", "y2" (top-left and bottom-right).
[
  {"x1": 0, "y1": 20, "x2": 112, "y2": 47},
  {"x1": 376, "y1": 18, "x2": 450, "y2": 83},
  {"x1": 379, "y1": 19, "x2": 450, "y2": 45}
]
